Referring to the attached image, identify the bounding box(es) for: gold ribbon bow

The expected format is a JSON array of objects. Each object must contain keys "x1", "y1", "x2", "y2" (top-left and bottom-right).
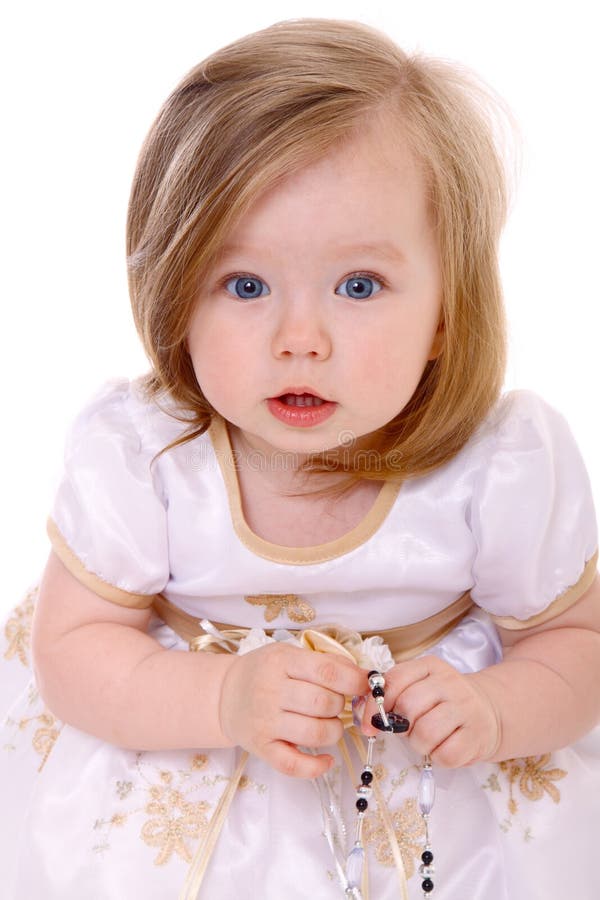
[{"x1": 180, "y1": 622, "x2": 409, "y2": 900}]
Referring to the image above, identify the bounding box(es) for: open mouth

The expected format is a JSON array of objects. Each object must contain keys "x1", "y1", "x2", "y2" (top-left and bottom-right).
[
  {"x1": 278, "y1": 393, "x2": 325, "y2": 407},
  {"x1": 267, "y1": 392, "x2": 337, "y2": 427}
]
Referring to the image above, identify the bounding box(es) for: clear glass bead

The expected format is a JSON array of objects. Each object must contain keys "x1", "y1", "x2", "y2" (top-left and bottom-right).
[
  {"x1": 351, "y1": 696, "x2": 364, "y2": 728},
  {"x1": 346, "y1": 844, "x2": 364, "y2": 888},
  {"x1": 418, "y1": 765, "x2": 436, "y2": 815},
  {"x1": 419, "y1": 864, "x2": 436, "y2": 877}
]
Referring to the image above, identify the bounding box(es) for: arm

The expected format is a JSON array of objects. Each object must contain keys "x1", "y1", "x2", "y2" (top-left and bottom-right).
[
  {"x1": 474, "y1": 569, "x2": 600, "y2": 761},
  {"x1": 31, "y1": 551, "x2": 236, "y2": 751},
  {"x1": 362, "y1": 570, "x2": 600, "y2": 766},
  {"x1": 32, "y1": 551, "x2": 367, "y2": 777}
]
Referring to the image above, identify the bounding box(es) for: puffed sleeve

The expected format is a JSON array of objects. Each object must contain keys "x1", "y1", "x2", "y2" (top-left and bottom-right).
[
  {"x1": 469, "y1": 390, "x2": 598, "y2": 629},
  {"x1": 47, "y1": 380, "x2": 169, "y2": 609}
]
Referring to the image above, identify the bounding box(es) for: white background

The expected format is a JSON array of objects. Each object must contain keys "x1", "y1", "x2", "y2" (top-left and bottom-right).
[{"x1": 1, "y1": 0, "x2": 598, "y2": 615}]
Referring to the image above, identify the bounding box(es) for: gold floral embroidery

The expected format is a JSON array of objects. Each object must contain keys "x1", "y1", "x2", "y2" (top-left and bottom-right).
[
  {"x1": 484, "y1": 772, "x2": 501, "y2": 793},
  {"x1": 92, "y1": 754, "x2": 214, "y2": 861},
  {"x1": 2, "y1": 590, "x2": 62, "y2": 772},
  {"x1": 2, "y1": 682, "x2": 63, "y2": 773},
  {"x1": 244, "y1": 592, "x2": 316, "y2": 623},
  {"x1": 31, "y1": 712, "x2": 62, "y2": 772},
  {"x1": 372, "y1": 763, "x2": 388, "y2": 782},
  {"x1": 482, "y1": 754, "x2": 567, "y2": 839},
  {"x1": 3, "y1": 587, "x2": 37, "y2": 667},
  {"x1": 498, "y1": 754, "x2": 566, "y2": 811},
  {"x1": 142, "y1": 785, "x2": 211, "y2": 865},
  {"x1": 92, "y1": 752, "x2": 267, "y2": 864},
  {"x1": 347, "y1": 739, "x2": 424, "y2": 881},
  {"x1": 116, "y1": 780, "x2": 134, "y2": 799},
  {"x1": 363, "y1": 797, "x2": 426, "y2": 878}
]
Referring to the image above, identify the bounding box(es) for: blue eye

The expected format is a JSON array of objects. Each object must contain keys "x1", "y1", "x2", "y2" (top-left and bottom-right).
[
  {"x1": 336, "y1": 274, "x2": 383, "y2": 300},
  {"x1": 224, "y1": 275, "x2": 270, "y2": 300}
]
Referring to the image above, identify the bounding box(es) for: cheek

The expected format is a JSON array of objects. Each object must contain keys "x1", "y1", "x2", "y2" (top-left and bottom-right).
[
  {"x1": 187, "y1": 319, "x2": 220, "y2": 387},
  {"x1": 346, "y1": 339, "x2": 432, "y2": 427},
  {"x1": 355, "y1": 321, "x2": 433, "y2": 389},
  {"x1": 187, "y1": 317, "x2": 251, "y2": 404}
]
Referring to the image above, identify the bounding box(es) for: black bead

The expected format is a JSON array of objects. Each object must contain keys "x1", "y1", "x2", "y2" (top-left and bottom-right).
[
  {"x1": 421, "y1": 850, "x2": 434, "y2": 865},
  {"x1": 356, "y1": 797, "x2": 368, "y2": 812},
  {"x1": 422, "y1": 878, "x2": 434, "y2": 893},
  {"x1": 361, "y1": 770, "x2": 374, "y2": 785},
  {"x1": 367, "y1": 670, "x2": 379, "y2": 679},
  {"x1": 372, "y1": 685, "x2": 384, "y2": 698}
]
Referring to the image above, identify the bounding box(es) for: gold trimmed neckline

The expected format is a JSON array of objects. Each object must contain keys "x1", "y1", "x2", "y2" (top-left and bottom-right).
[{"x1": 208, "y1": 415, "x2": 402, "y2": 565}]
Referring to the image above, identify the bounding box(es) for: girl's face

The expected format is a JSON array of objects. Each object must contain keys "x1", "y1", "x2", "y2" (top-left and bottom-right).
[{"x1": 187, "y1": 122, "x2": 443, "y2": 464}]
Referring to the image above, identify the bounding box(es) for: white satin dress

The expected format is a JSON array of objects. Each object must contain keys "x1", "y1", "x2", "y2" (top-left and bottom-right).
[{"x1": 1, "y1": 378, "x2": 599, "y2": 900}]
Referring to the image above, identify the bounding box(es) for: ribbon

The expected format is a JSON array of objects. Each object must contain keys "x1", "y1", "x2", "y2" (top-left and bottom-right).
[{"x1": 180, "y1": 620, "x2": 409, "y2": 900}]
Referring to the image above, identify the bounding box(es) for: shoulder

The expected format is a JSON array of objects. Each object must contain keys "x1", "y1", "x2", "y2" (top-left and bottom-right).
[
  {"x1": 49, "y1": 377, "x2": 177, "y2": 602},
  {"x1": 64, "y1": 376, "x2": 189, "y2": 460},
  {"x1": 468, "y1": 388, "x2": 598, "y2": 622},
  {"x1": 470, "y1": 388, "x2": 566, "y2": 446},
  {"x1": 468, "y1": 387, "x2": 595, "y2": 519},
  {"x1": 473, "y1": 388, "x2": 592, "y2": 487},
  {"x1": 460, "y1": 388, "x2": 586, "y2": 485}
]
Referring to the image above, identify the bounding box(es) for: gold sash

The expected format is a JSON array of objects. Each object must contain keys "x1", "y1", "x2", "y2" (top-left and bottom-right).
[{"x1": 152, "y1": 590, "x2": 474, "y2": 661}]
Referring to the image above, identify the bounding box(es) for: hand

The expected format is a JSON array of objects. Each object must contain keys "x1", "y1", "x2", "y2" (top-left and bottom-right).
[
  {"x1": 362, "y1": 656, "x2": 501, "y2": 767},
  {"x1": 219, "y1": 642, "x2": 368, "y2": 778}
]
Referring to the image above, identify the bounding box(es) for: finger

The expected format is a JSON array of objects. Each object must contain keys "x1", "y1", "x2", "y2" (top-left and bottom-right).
[
  {"x1": 286, "y1": 649, "x2": 368, "y2": 698},
  {"x1": 393, "y1": 680, "x2": 447, "y2": 733},
  {"x1": 278, "y1": 710, "x2": 344, "y2": 749},
  {"x1": 267, "y1": 740, "x2": 335, "y2": 779},
  {"x1": 282, "y1": 681, "x2": 346, "y2": 719},
  {"x1": 407, "y1": 702, "x2": 461, "y2": 757},
  {"x1": 361, "y1": 658, "x2": 442, "y2": 731},
  {"x1": 385, "y1": 657, "x2": 440, "y2": 699},
  {"x1": 426, "y1": 727, "x2": 479, "y2": 768}
]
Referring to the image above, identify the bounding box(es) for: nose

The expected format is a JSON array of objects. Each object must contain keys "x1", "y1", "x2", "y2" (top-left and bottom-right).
[{"x1": 271, "y1": 293, "x2": 332, "y2": 360}]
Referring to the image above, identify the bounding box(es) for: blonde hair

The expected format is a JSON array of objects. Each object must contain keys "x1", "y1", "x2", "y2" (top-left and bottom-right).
[{"x1": 127, "y1": 17, "x2": 517, "y2": 487}]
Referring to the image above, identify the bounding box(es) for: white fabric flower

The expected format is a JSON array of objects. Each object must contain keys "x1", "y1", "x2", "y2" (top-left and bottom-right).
[
  {"x1": 357, "y1": 635, "x2": 395, "y2": 672},
  {"x1": 237, "y1": 629, "x2": 276, "y2": 656},
  {"x1": 237, "y1": 628, "x2": 302, "y2": 655}
]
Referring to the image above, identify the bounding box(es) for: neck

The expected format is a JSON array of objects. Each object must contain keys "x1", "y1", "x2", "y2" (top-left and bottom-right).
[{"x1": 227, "y1": 423, "x2": 354, "y2": 497}]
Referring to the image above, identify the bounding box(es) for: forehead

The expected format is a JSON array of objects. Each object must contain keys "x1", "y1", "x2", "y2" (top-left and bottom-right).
[{"x1": 219, "y1": 121, "x2": 431, "y2": 254}]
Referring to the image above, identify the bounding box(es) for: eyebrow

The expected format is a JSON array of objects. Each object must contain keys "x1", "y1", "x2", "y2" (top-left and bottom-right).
[{"x1": 217, "y1": 241, "x2": 405, "y2": 263}]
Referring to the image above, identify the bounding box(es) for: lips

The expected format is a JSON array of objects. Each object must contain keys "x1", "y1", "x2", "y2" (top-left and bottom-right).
[
  {"x1": 267, "y1": 388, "x2": 337, "y2": 427},
  {"x1": 271, "y1": 386, "x2": 329, "y2": 405}
]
